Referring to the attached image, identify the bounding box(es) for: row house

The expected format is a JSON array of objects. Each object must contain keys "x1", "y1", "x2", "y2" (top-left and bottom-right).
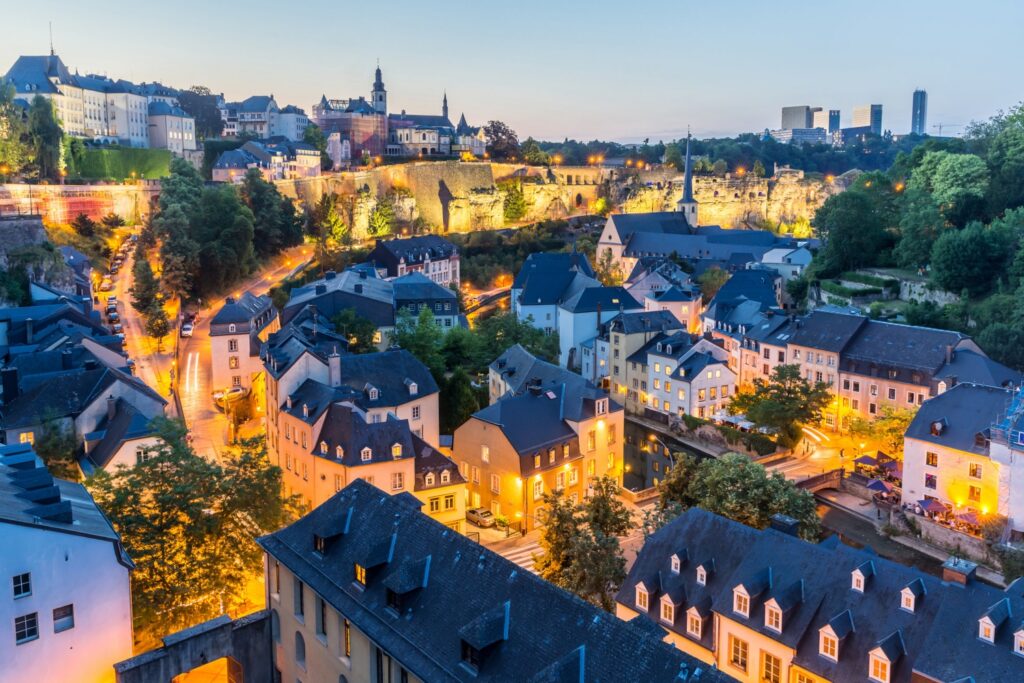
[
  {"x1": 258, "y1": 479, "x2": 725, "y2": 683},
  {"x1": 511, "y1": 251, "x2": 597, "y2": 334},
  {"x1": 209, "y1": 291, "x2": 278, "y2": 398},
  {"x1": 453, "y1": 381, "x2": 623, "y2": 531},
  {"x1": 368, "y1": 235, "x2": 460, "y2": 289},
  {"x1": 619, "y1": 507, "x2": 1024, "y2": 683},
  {"x1": 488, "y1": 344, "x2": 585, "y2": 406},
  {"x1": 644, "y1": 334, "x2": 736, "y2": 420},
  {"x1": 594, "y1": 310, "x2": 684, "y2": 397},
  {"x1": 902, "y1": 382, "x2": 1024, "y2": 536}
]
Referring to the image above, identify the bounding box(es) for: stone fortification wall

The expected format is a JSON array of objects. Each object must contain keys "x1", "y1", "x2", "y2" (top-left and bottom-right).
[{"x1": 0, "y1": 183, "x2": 157, "y2": 225}]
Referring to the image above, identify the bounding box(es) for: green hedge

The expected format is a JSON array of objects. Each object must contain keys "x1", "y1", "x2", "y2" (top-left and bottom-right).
[
  {"x1": 840, "y1": 271, "x2": 900, "y2": 291},
  {"x1": 820, "y1": 280, "x2": 882, "y2": 298},
  {"x1": 72, "y1": 147, "x2": 172, "y2": 180}
]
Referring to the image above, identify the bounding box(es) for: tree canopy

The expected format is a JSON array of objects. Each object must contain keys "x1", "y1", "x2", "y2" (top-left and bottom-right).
[{"x1": 729, "y1": 364, "x2": 831, "y2": 446}]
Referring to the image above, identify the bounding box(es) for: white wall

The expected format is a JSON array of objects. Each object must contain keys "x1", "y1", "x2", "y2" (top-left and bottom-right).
[{"x1": 0, "y1": 523, "x2": 133, "y2": 683}]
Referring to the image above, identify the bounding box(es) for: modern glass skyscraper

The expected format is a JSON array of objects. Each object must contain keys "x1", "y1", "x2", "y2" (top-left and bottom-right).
[
  {"x1": 912, "y1": 89, "x2": 928, "y2": 135},
  {"x1": 853, "y1": 104, "x2": 883, "y2": 135}
]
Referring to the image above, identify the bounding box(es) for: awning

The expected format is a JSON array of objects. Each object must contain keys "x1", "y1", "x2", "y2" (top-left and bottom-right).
[
  {"x1": 918, "y1": 499, "x2": 949, "y2": 514},
  {"x1": 867, "y1": 479, "x2": 893, "y2": 493}
]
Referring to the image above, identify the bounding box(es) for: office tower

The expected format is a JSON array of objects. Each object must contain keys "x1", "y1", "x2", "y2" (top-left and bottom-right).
[
  {"x1": 853, "y1": 104, "x2": 883, "y2": 135},
  {"x1": 912, "y1": 89, "x2": 928, "y2": 135},
  {"x1": 781, "y1": 105, "x2": 813, "y2": 129}
]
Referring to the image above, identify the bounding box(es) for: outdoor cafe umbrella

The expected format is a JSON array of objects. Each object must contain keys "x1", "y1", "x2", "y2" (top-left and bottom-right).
[
  {"x1": 881, "y1": 459, "x2": 903, "y2": 478},
  {"x1": 854, "y1": 455, "x2": 878, "y2": 466},
  {"x1": 918, "y1": 499, "x2": 949, "y2": 515},
  {"x1": 867, "y1": 479, "x2": 894, "y2": 493},
  {"x1": 956, "y1": 510, "x2": 981, "y2": 526}
]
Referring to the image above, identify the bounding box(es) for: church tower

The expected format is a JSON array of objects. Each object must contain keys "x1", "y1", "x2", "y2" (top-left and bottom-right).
[
  {"x1": 676, "y1": 132, "x2": 699, "y2": 226},
  {"x1": 372, "y1": 64, "x2": 387, "y2": 114},
  {"x1": 442, "y1": 91, "x2": 449, "y2": 121}
]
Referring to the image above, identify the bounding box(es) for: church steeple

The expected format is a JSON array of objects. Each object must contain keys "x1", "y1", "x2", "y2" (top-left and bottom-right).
[
  {"x1": 677, "y1": 129, "x2": 699, "y2": 226},
  {"x1": 371, "y1": 62, "x2": 387, "y2": 114},
  {"x1": 442, "y1": 91, "x2": 449, "y2": 121}
]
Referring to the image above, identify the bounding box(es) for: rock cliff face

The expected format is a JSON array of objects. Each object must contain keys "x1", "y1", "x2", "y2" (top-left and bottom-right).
[{"x1": 0, "y1": 216, "x2": 76, "y2": 302}]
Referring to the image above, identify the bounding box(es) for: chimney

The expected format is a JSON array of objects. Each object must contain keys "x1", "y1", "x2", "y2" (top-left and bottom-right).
[
  {"x1": 61, "y1": 348, "x2": 73, "y2": 370},
  {"x1": 286, "y1": 395, "x2": 293, "y2": 410},
  {"x1": 354, "y1": 283, "x2": 363, "y2": 294},
  {"x1": 106, "y1": 395, "x2": 117, "y2": 421},
  {"x1": 769, "y1": 513, "x2": 800, "y2": 537},
  {"x1": 941, "y1": 556, "x2": 977, "y2": 585},
  {"x1": 25, "y1": 318, "x2": 34, "y2": 344},
  {"x1": 226, "y1": 297, "x2": 236, "y2": 305},
  {"x1": 596, "y1": 301, "x2": 602, "y2": 335},
  {"x1": 83, "y1": 359, "x2": 98, "y2": 370},
  {"x1": 315, "y1": 284, "x2": 327, "y2": 295},
  {"x1": 325, "y1": 271, "x2": 336, "y2": 280},
  {"x1": 1, "y1": 367, "x2": 19, "y2": 403},
  {"x1": 329, "y1": 347, "x2": 342, "y2": 387},
  {"x1": 945, "y1": 344, "x2": 954, "y2": 364}
]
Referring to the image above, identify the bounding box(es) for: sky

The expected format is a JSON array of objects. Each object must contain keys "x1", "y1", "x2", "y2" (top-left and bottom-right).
[{"x1": 5, "y1": 0, "x2": 1023, "y2": 143}]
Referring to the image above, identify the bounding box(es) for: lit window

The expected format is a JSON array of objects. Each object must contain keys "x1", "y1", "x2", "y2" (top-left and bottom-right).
[
  {"x1": 765, "y1": 605, "x2": 782, "y2": 632},
  {"x1": 852, "y1": 572, "x2": 864, "y2": 593},
  {"x1": 320, "y1": 441, "x2": 328, "y2": 455},
  {"x1": 490, "y1": 474, "x2": 500, "y2": 494},
  {"x1": 820, "y1": 632, "x2": 838, "y2": 660},
  {"x1": 762, "y1": 652, "x2": 781, "y2": 683},
  {"x1": 969, "y1": 463, "x2": 983, "y2": 479},
  {"x1": 335, "y1": 445, "x2": 344, "y2": 459},
  {"x1": 481, "y1": 445, "x2": 490, "y2": 463},
  {"x1": 440, "y1": 470, "x2": 451, "y2": 485},
  {"x1": 733, "y1": 589, "x2": 749, "y2": 617},
  {"x1": 392, "y1": 443, "x2": 403, "y2": 459},
  {"x1": 686, "y1": 611, "x2": 702, "y2": 638},
  {"x1": 635, "y1": 586, "x2": 649, "y2": 611},
  {"x1": 901, "y1": 588, "x2": 916, "y2": 613},
  {"x1": 18, "y1": 432, "x2": 33, "y2": 445},
  {"x1": 729, "y1": 635, "x2": 748, "y2": 671},
  {"x1": 660, "y1": 598, "x2": 674, "y2": 624},
  {"x1": 533, "y1": 479, "x2": 543, "y2": 500},
  {"x1": 869, "y1": 654, "x2": 889, "y2": 683},
  {"x1": 354, "y1": 563, "x2": 366, "y2": 586},
  {"x1": 361, "y1": 447, "x2": 372, "y2": 462}
]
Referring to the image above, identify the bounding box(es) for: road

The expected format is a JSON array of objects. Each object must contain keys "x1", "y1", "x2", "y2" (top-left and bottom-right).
[{"x1": 176, "y1": 244, "x2": 313, "y2": 461}]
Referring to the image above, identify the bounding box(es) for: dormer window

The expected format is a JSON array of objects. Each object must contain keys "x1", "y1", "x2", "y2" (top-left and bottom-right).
[
  {"x1": 354, "y1": 563, "x2": 367, "y2": 586},
  {"x1": 408, "y1": 381, "x2": 417, "y2": 395},
  {"x1": 686, "y1": 609, "x2": 702, "y2": 638},
  {"x1": 392, "y1": 443, "x2": 402, "y2": 459},
  {"x1": 671, "y1": 555, "x2": 681, "y2": 574},
  {"x1": 441, "y1": 470, "x2": 451, "y2": 484},
  {"x1": 979, "y1": 618, "x2": 994, "y2": 643},
  {"x1": 660, "y1": 596, "x2": 674, "y2": 624},
  {"x1": 900, "y1": 588, "x2": 916, "y2": 613},
  {"x1": 596, "y1": 398, "x2": 607, "y2": 415},
  {"x1": 319, "y1": 441, "x2": 327, "y2": 455},
  {"x1": 635, "y1": 585, "x2": 649, "y2": 611},
  {"x1": 425, "y1": 473, "x2": 435, "y2": 487},
  {"x1": 765, "y1": 604, "x2": 782, "y2": 633},
  {"x1": 335, "y1": 445, "x2": 344, "y2": 459},
  {"x1": 302, "y1": 404, "x2": 309, "y2": 418},
  {"x1": 1014, "y1": 630, "x2": 1024, "y2": 657},
  {"x1": 869, "y1": 654, "x2": 890, "y2": 683},
  {"x1": 696, "y1": 567, "x2": 706, "y2": 586},
  {"x1": 368, "y1": 387, "x2": 379, "y2": 400},
  {"x1": 461, "y1": 640, "x2": 482, "y2": 672},
  {"x1": 361, "y1": 447, "x2": 372, "y2": 462},
  {"x1": 819, "y1": 631, "x2": 838, "y2": 661},
  {"x1": 852, "y1": 571, "x2": 864, "y2": 593},
  {"x1": 228, "y1": 323, "x2": 236, "y2": 333},
  {"x1": 732, "y1": 588, "x2": 749, "y2": 618}
]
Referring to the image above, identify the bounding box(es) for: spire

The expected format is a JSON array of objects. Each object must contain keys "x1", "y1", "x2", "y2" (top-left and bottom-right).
[
  {"x1": 442, "y1": 90, "x2": 449, "y2": 120},
  {"x1": 682, "y1": 129, "x2": 694, "y2": 203},
  {"x1": 373, "y1": 61, "x2": 384, "y2": 90}
]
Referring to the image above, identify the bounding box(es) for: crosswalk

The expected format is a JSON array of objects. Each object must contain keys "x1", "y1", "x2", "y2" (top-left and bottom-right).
[{"x1": 496, "y1": 541, "x2": 542, "y2": 574}]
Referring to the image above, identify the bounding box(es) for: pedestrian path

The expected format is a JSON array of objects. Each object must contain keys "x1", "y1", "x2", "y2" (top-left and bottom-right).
[{"x1": 496, "y1": 541, "x2": 542, "y2": 574}]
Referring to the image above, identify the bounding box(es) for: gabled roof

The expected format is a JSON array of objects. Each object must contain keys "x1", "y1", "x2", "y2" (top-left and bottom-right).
[
  {"x1": 559, "y1": 286, "x2": 640, "y2": 314},
  {"x1": 609, "y1": 310, "x2": 684, "y2": 335},
  {"x1": 258, "y1": 480, "x2": 720, "y2": 682},
  {"x1": 903, "y1": 383, "x2": 1012, "y2": 455},
  {"x1": 210, "y1": 291, "x2": 272, "y2": 327},
  {"x1": 313, "y1": 403, "x2": 416, "y2": 467},
  {"x1": 936, "y1": 349, "x2": 1023, "y2": 389},
  {"x1": 82, "y1": 398, "x2": 156, "y2": 470},
  {"x1": 489, "y1": 344, "x2": 592, "y2": 398},
  {"x1": 147, "y1": 100, "x2": 190, "y2": 118},
  {"x1": 388, "y1": 113, "x2": 454, "y2": 130},
  {"x1": 842, "y1": 318, "x2": 969, "y2": 374},
  {"x1": 513, "y1": 252, "x2": 597, "y2": 308},
  {"x1": 238, "y1": 95, "x2": 276, "y2": 113},
  {"x1": 789, "y1": 310, "x2": 868, "y2": 353},
  {"x1": 370, "y1": 235, "x2": 458, "y2": 270}
]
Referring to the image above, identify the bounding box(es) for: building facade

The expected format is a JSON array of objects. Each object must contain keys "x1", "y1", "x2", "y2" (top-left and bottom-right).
[{"x1": 209, "y1": 292, "x2": 278, "y2": 395}]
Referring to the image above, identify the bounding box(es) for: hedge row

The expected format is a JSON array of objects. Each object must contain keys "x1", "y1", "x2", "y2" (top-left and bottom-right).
[
  {"x1": 73, "y1": 147, "x2": 172, "y2": 181},
  {"x1": 840, "y1": 271, "x2": 900, "y2": 290},
  {"x1": 821, "y1": 280, "x2": 882, "y2": 298}
]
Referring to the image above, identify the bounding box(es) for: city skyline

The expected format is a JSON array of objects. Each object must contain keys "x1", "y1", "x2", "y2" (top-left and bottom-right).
[{"x1": 6, "y1": 0, "x2": 1023, "y2": 142}]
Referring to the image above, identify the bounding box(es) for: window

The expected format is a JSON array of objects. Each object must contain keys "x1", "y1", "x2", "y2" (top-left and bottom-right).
[
  {"x1": 12, "y1": 572, "x2": 30, "y2": 598},
  {"x1": 1014, "y1": 632, "x2": 1024, "y2": 657},
  {"x1": 761, "y1": 652, "x2": 782, "y2": 683},
  {"x1": 728, "y1": 635, "x2": 748, "y2": 671},
  {"x1": 969, "y1": 485, "x2": 982, "y2": 503},
  {"x1": 316, "y1": 597, "x2": 327, "y2": 639},
  {"x1": 901, "y1": 589, "x2": 915, "y2": 612},
  {"x1": 820, "y1": 632, "x2": 838, "y2": 660},
  {"x1": 471, "y1": 466, "x2": 479, "y2": 484},
  {"x1": 888, "y1": 388, "x2": 896, "y2": 400},
  {"x1": 587, "y1": 431, "x2": 596, "y2": 451},
  {"x1": 671, "y1": 555, "x2": 681, "y2": 574},
  {"x1": 15, "y1": 612, "x2": 38, "y2": 644},
  {"x1": 18, "y1": 432, "x2": 33, "y2": 445},
  {"x1": 295, "y1": 631, "x2": 306, "y2": 670},
  {"x1": 52, "y1": 604, "x2": 74, "y2": 633},
  {"x1": 635, "y1": 586, "x2": 649, "y2": 611},
  {"x1": 533, "y1": 479, "x2": 543, "y2": 500},
  {"x1": 533, "y1": 454, "x2": 541, "y2": 468},
  {"x1": 765, "y1": 605, "x2": 782, "y2": 632},
  {"x1": 969, "y1": 463, "x2": 983, "y2": 479},
  {"x1": 481, "y1": 445, "x2": 490, "y2": 463},
  {"x1": 440, "y1": 470, "x2": 451, "y2": 485},
  {"x1": 660, "y1": 599, "x2": 674, "y2": 624},
  {"x1": 228, "y1": 339, "x2": 238, "y2": 352},
  {"x1": 391, "y1": 472, "x2": 404, "y2": 491},
  {"x1": 320, "y1": 441, "x2": 328, "y2": 455},
  {"x1": 926, "y1": 451, "x2": 938, "y2": 467},
  {"x1": 335, "y1": 445, "x2": 344, "y2": 459},
  {"x1": 361, "y1": 447, "x2": 372, "y2": 462},
  {"x1": 556, "y1": 472, "x2": 565, "y2": 490},
  {"x1": 429, "y1": 497, "x2": 440, "y2": 513},
  {"x1": 334, "y1": 474, "x2": 342, "y2": 492},
  {"x1": 924, "y1": 474, "x2": 937, "y2": 490},
  {"x1": 696, "y1": 567, "x2": 706, "y2": 586},
  {"x1": 852, "y1": 572, "x2": 864, "y2": 592},
  {"x1": 979, "y1": 620, "x2": 994, "y2": 642},
  {"x1": 653, "y1": 379, "x2": 660, "y2": 390},
  {"x1": 733, "y1": 590, "x2": 749, "y2": 617},
  {"x1": 391, "y1": 443, "x2": 403, "y2": 459},
  {"x1": 562, "y1": 444, "x2": 570, "y2": 458},
  {"x1": 294, "y1": 578, "x2": 305, "y2": 617},
  {"x1": 343, "y1": 618, "x2": 352, "y2": 657},
  {"x1": 698, "y1": 389, "x2": 706, "y2": 401},
  {"x1": 354, "y1": 564, "x2": 367, "y2": 586},
  {"x1": 412, "y1": 405, "x2": 421, "y2": 420},
  {"x1": 490, "y1": 474, "x2": 500, "y2": 494},
  {"x1": 686, "y1": 611, "x2": 702, "y2": 638},
  {"x1": 607, "y1": 425, "x2": 616, "y2": 445},
  {"x1": 869, "y1": 655, "x2": 889, "y2": 683},
  {"x1": 444, "y1": 494, "x2": 455, "y2": 510}
]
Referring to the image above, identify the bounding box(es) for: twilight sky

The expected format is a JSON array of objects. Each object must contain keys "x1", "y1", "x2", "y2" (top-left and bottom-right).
[{"x1": 5, "y1": 0, "x2": 1022, "y2": 142}]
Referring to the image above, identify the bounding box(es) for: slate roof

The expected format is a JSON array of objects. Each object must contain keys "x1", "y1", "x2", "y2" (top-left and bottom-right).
[
  {"x1": 210, "y1": 291, "x2": 274, "y2": 335},
  {"x1": 82, "y1": 398, "x2": 156, "y2": 470},
  {"x1": 258, "y1": 480, "x2": 724, "y2": 682},
  {"x1": 412, "y1": 437, "x2": 465, "y2": 491},
  {"x1": 513, "y1": 252, "x2": 598, "y2": 308},
  {"x1": 238, "y1": 95, "x2": 276, "y2": 113},
  {"x1": 312, "y1": 403, "x2": 416, "y2": 467},
  {"x1": 651, "y1": 285, "x2": 701, "y2": 303},
  {"x1": 261, "y1": 309, "x2": 348, "y2": 380},
  {"x1": 370, "y1": 235, "x2": 458, "y2": 274},
  {"x1": 336, "y1": 349, "x2": 439, "y2": 409},
  {"x1": 842, "y1": 319, "x2": 968, "y2": 373},
  {"x1": 608, "y1": 310, "x2": 684, "y2": 335},
  {"x1": 213, "y1": 148, "x2": 258, "y2": 170},
  {"x1": 4, "y1": 55, "x2": 71, "y2": 95},
  {"x1": 489, "y1": 344, "x2": 592, "y2": 398},
  {"x1": 709, "y1": 269, "x2": 780, "y2": 310},
  {"x1": 388, "y1": 113, "x2": 455, "y2": 130},
  {"x1": 147, "y1": 101, "x2": 190, "y2": 118},
  {"x1": 559, "y1": 286, "x2": 640, "y2": 314},
  {"x1": 282, "y1": 269, "x2": 396, "y2": 327},
  {"x1": 789, "y1": 310, "x2": 868, "y2": 353},
  {"x1": 606, "y1": 212, "x2": 694, "y2": 241},
  {"x1": 936, "y1": 349, "x2": 1022, "y2": 389},
  {"x1": 903, "y1": 383, "x2": 1012, "y2": 455},
  {"x1": 393, "y1": 272, "x2": 458, "y2": 303},
  {"x1": 0, "y1": 444, "x2": 133, "y2": 568},
  {"x1": 622, "y1": 507, "x2": 1024, "y2": 683}
]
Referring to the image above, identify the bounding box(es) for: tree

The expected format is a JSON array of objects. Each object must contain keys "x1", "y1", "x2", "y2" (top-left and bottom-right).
[
  {"x1": 811, "y1": 189, "x2": 891, "y2": 275},
  {"x1": 332, "y1": 308, "x2": 378, "y2": 354},
  {"x1": 240, "y1": 168, "x2": 303, "y2": 258},
  {"x1": 712, "y1": 159, "x2": 728, "y2": 176},
  {"x1": 71, "y1": 213, "x2": 96, "y2": 237},
  {"x1": 368, "y1": 195, "x2": 396, "y2": 237},
  {"x1": 562, "y1": 530, "x2": 626, "y2": 612},
  {"x1": 483, "y1": 120, "x2": 520, "y2": 160},
  {"x1": 908, "y1": 151, "x2": 989, "y2": 226},
  {"x1": 474, "y1": 312, "x2": 560, "y2": 369},
  {"x1": 930, "y1": 222, "x2": 1011, "y2": 297},
  {"x1": 849, "y1": 405, "x2": 916, "y2": 454},
  {"x1": 440, "y1": 367, "x2": 480, "y2": 435},
  {"x1": 130, "y1": 257, "x2": 160, "y2": 314},
  {"x1": 393, "y1": 307, "x2": 445, "y2": 380},
  {"x1": 306, "y1": 193, "x2": 349, "y2": 268},
  {"x1": 729, "y1": 364, "x2": 831, "y2": 446},
  {"x1": 656, "y1": 453, "x2": 703, "y2": 511},
  {"x1": 594, "y1": 247, "x2": 623, "y2": 286},
  {"x1": 895, "y1": 189, "x2": 946, "y2": 268},
  {"x1": 157, "y1": 204, "x2": 200, "y2": 298},
  {"x1": 521, "y1": 137, "x2": 549, "y2": 165},
  {"x1": 534, "y1": 489, "x2": 580, "y2": 582},
  {"x1": 101, "y1": 213, "x2": 126, "y2": 230},
  {"x1": 33, "y1": 416, "x2": 79, "y2": 481},
  {"x1": 499, "y1": 179, "x2": 527, "y2": 222},
  {"x1": 145, "y1": 306, "x2": 170, "y2": 348},
  {"x1": 27, "y1": 95, "x2": 62, "y2": 181},
  {"x1": 697, "y1": 267, "x2": 729, "y2": 303},
  {"x1": 87, "y1": 422, "x2": 297, "y2": 645},
  {"x1": 176, "y1": 86, "x2": 225, "y2": 139},
  {"x1": 303, "y1": 123, "x2": 332, "y2": 171},
  {"x1": 978, "y1": 322, "x2": 1024, "y2": 371},
  {"x1": 752, "y1": 159, "x2": 766, "y2": 178},
  {"x1": 158, "y1": 157, "x2": 204, "y2": 213},
  {"x1": 0, "y1": 78, "x2": 32, "y2": 175},
  {"x1": 663, "y1": 143, "x2": 683, "y2": 171},
  {"x1": 584, "y1": 476, "x2": 633, "y2": 537}
]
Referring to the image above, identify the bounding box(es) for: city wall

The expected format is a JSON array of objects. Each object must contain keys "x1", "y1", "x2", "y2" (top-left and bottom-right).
[{"x1": 0, "y1": 182, "x2": 157, "y2": 225}]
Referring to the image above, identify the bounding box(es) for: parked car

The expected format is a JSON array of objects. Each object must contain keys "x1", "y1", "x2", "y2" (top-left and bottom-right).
[
  {"x1": 111, "y1": 323, "x2": 123, "y2": 334},
  {"x1": 214, "y1": 386, "x2": 249, "y2": 408},
  {"x1": 106, "y1": 305, "x2": 118, "y2": 316},
  {"x1": 180, "y1": 322, "x2": 194, "y2": 337},
  {"x1": 100, "y1": 279, "x2": 113, "y2": 291},
  {"x1": 108, "y1": 312, "x2": 120, "y2": 323},
  {"x1": 466, "y1": 508, "x2": 495, "y2": 528},
  {"x1": 125, "y1": 358, "x2": 135, "y2": 373}
]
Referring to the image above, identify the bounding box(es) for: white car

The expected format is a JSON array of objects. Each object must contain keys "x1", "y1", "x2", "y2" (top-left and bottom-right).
[{"x1": 180, "y1": 323, "x2": 194, "y2": 337}]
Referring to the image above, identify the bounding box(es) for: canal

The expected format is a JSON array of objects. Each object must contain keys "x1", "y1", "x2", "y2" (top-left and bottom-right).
[{"x1": 623, "y1": 418, "x2": 714, "y2": 492}]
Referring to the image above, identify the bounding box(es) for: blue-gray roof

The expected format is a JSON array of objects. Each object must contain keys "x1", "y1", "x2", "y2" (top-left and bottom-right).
[
  {"x1": 559, "y1": 286, "x2": 641, "y2": 314},
  {"x1": 904, "y1": 383, "x2": 1012, "y2": 454},
  {"x1": 148, "y1": 100, "x2": 190, "y2": 118}
]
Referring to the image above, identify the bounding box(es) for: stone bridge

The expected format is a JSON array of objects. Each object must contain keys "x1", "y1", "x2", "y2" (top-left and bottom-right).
[{"x1": 796, "y1": 468, "x2": 845, "y2": 493}]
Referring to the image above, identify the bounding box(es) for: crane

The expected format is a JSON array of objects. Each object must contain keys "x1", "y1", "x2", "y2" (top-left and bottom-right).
[{"x1": 931, "y1": 123, "x2": 963, "y2": 137}]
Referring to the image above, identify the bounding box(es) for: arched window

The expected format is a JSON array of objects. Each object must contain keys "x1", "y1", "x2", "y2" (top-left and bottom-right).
[
  {"x1": 295, "y1": 631, "x2": 306, "y2": 669},
  {"x1": 228, "y1": 324, "x2": 236, "y2": 333},
  {"x1": 335, "y1": 445, "x2": 344, "y2": 459},
  {"x1": 369, "y1": 388, "x2": 379, "y2": 400},
  {"x1": 320, "y1": 441, "x2": 327, "y2": 455},
  {"x1": 392, "y1": 443, "x2": 402, "y2": 459},
  {"x1": 361, "y1": 447, "x2": 372, "y2": 462}
]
